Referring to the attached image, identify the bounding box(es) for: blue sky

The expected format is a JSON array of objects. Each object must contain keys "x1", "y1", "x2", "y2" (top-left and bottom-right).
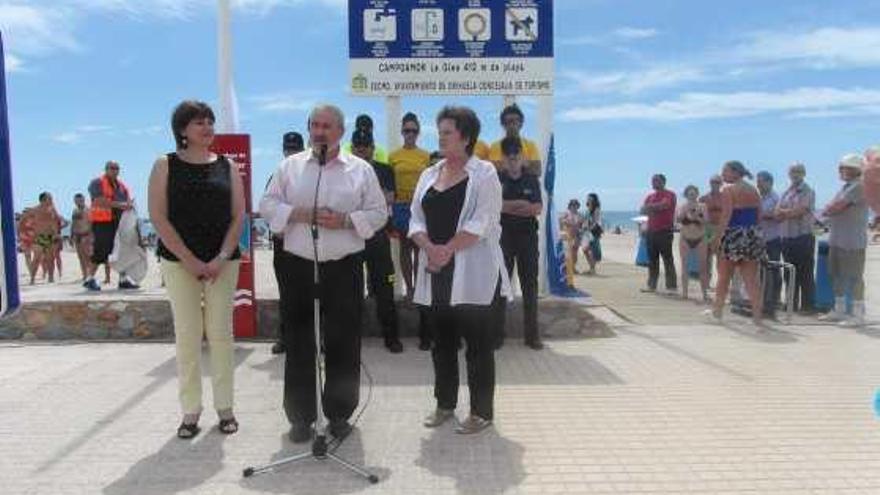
[{"x1": 2, "y1": 0, "x2": 879, "y2": 217}]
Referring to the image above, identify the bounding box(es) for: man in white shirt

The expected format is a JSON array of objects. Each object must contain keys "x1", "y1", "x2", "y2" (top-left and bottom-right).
[
  {"x1": 260, "y1": 104, "x2": 387, "y2": 443},
  {"x1": 757, "y1": 171, "x2": 782, "y2": 318}
]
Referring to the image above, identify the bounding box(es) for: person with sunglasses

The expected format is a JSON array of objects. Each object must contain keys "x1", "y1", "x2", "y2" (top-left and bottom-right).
[{"x1": 389, "y1": 112, "x2": 433, "y2": 350}]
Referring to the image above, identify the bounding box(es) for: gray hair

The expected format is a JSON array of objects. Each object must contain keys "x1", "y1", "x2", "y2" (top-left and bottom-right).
[
  {"x1": 309, "y1": 104, "x2": 346, "y2": 130},
  {"x1": 789, "y1": 162, "x2": 806, "y2": 175}
]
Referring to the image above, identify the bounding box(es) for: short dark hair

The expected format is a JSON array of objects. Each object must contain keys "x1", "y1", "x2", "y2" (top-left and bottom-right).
[
  {"x1": 653, "y1": 174, "x2": 667, "y2": 184},
  {"x1": 724, "y1": 160, "x2": 753, "y2": 179},
  {"x1": 74, "y1": 193, "x2": 84, "y2": 199},
  {"x1": 436, "y1": 106, "x2": 480, "y2": 157},
  {"x1": 500, "y1": 104, "x2": 525, "y2": 125},
  {"x1": 402, "y1": 112, "x2": 419, "y2": 130},
  {"x1": 500, "y1": 136, "x2": 522, "y2": 157},
  {"x1": 39, "y1": 191, "x2": 50, "y2": 202},
  {"x1": 171, "y1": 100, "x2": 215, "y2": 149},
  {"x1": 355, "y1": 114, "x2": 373, "y2": 130},
  {"x1": 351, "y1": 129, "x2": 374, "y2": 147}
]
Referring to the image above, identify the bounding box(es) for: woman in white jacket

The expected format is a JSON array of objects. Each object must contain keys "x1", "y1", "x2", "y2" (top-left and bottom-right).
[{"x1": 409, "y1": 106, "x2": 510, "y2": 435}]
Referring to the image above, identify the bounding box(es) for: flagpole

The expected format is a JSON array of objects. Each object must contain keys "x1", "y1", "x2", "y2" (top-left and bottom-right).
[{"x1": 217, "y1": 0, "x2": 238, "y2": 133}]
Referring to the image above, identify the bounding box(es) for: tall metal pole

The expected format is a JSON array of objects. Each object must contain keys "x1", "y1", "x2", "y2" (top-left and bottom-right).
[{"x1": 217, "y1": 0, "x2": 238, "y2": 133}]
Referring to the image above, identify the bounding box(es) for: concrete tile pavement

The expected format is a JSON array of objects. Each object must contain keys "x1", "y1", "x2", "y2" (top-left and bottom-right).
[{"x1": 4, "y1": 320, "x2": 880, "y2": 494}]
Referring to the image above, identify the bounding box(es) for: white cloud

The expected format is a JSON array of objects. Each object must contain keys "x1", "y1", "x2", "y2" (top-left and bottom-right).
[
  {"x1": 53, "y1": 132, "x2": 83, "y2": 144},
  {"x1": 612, "y1": 27, "x2": 658, "y2": 40},
  {"x1": 560, "y1": 26, "x2": 658, "y2": 46},
  {"x1": 0, "y1": 4, "x2": 80, "y2": 70},
  {"x1": 251, "y1": 92, "x2": 320, "y2": 113},
  {"x1": 52, "y1": 123, "x2": 165, "y2": 143},
  {"x1": 4, "y1": 53, "x2": 23, "y2": 73},
  {"x1": 731, "y1": 27, "x2": 880, "y2": 69},
  {"x1": 562, "y1": 66, "x2": 706, "y2": 95},
  {"x1": 560, "y1": 87, "x2": 880, "y2": 122},
  {"x1": 2, "y1": 0, "x2": 344, "y2": 70},
  {"x1": 66, "y1": 0, "x2": 346, "y2": 18}
]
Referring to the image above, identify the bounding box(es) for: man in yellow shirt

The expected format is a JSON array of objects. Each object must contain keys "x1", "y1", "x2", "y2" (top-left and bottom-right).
[
  {"x1": 488, "y1": 104, "x2": 541, "y2": 175},
  {"x1": 388, "y1": 112, "x2": 432, "y2": 350},
  {"x1": 474, "y1": 139, "x2": 490, "y2": 161}
]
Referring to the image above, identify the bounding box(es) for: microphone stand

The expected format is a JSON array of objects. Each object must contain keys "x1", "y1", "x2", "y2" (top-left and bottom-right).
[{"x1": 243, "y1": 145, "x2": 378, "y2": 484}]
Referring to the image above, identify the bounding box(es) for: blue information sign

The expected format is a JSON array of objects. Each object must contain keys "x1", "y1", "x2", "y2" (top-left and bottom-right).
[
  {"x1": 349, "y1": 0, "x2": 554, "y2": 96},
  {"x1": 0, "y1": 32, "x2": 20, "y2": 318}
]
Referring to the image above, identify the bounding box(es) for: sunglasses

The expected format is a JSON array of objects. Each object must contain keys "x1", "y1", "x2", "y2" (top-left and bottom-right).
[{"x1": 402, "y1": 128, "x2": 419, "y2": 135}]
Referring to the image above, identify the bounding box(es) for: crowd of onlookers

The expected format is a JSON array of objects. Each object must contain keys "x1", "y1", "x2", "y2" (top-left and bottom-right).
[
  {"x1": 15, "y1": 160, "x2": 142, "y2": 290},
  {"x1": 633, "y1": 147, "x2": 879, "y2": 328}
]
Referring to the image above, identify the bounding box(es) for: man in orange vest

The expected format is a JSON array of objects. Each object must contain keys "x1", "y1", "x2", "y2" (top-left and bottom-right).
[{"x1": 83, "y1": 160, "x2": 135, "y2": 291}]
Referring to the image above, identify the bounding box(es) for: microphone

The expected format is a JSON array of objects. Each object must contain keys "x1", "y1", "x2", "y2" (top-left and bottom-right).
[{"x1": 318, "y1": 144, "x2": 328, "y2": 166}]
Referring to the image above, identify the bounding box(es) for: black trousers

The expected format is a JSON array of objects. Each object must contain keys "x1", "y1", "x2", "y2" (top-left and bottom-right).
[
  {"x1": 278, "y1": 253, "x2": 363, "y2": 425},
  {"x1": 272, "y1": 236, "x2": 289, "y2": 343},
  {"x1": 430, "y1": 302, "x2": 495, "y2": 420},
  {"x1": 782, "y1": 234, "x2": 815, "y2": 311},
  {"x1": 647, "y1": 229, "x2": 677, "y2": 290},
  {"x1": 494, "y1": 224, "x2": 539, "y2": 344},
  {"x1": 363, "y1": 229, "x2": 399, "y2": 340}
]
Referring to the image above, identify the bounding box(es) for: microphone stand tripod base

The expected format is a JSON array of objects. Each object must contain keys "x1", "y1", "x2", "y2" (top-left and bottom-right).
[
  {"x1": 241, "y1": 432, "x2": 379, "y2": 483},
  {"x1": 243, "y1": 158, "x2": 377, "y2": 484}
]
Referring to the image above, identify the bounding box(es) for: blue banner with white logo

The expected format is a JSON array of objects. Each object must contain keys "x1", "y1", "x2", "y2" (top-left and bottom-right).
[
  {"x1": 0, "y1": 32, "x2": 20, "y2": 318},
  {"x1": 543, "y1": 135, "x2": 585, "y2": 297}
]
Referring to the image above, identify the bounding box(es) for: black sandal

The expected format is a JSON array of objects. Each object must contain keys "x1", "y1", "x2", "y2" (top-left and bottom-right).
[
  {"x1": 177, "y1": 422, "x2": 201, "y2": 439},
  {"x1": 218, "y1": 417, "x2": 239, "y2": 434}
]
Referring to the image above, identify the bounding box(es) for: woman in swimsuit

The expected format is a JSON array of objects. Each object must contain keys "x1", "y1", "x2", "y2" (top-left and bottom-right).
[
  {"x1": 560, "y1": 199, "x2": 585, "y2": 280},
  {"x1": 676, "y1": 185, "x2": 709, "y2": 302},
  {"x1": 705, "y1": 161, "x2": 767, "y2": 326}
]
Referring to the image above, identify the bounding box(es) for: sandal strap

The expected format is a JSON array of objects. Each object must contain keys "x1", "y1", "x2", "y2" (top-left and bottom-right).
[
  {"x1": 177, "y1": 422, "x2": 200, "y2": 438},
  {"x1": 219, "y1": 418, "x2": 239, "y2": 433}
]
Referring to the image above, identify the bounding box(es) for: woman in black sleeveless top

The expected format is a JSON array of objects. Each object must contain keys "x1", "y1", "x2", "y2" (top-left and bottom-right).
[{"x1": 148, "y1": 100, "x2": 245, "y2": 439}]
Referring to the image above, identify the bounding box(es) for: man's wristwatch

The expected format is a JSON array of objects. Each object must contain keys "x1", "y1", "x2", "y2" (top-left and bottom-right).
[
  {"x1": 343, "y1": 213, "x2": 354, "y2": 229},
  {"x1": 218, "y1": 249, "x2": 232, "y2": 261}
]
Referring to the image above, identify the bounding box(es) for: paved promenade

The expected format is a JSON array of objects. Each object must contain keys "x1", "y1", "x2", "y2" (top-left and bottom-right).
[{"x1": 3, "y1": 238, "x2": 880, "y2": 494}]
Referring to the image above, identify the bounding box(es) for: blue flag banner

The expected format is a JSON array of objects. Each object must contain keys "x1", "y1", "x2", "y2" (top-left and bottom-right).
[
  {"x1": 0, "y1": 32, "x2": 21, "y2": 318},
  {"x1": 543, "y1": 135, "x2": 586, "y2": 297}
]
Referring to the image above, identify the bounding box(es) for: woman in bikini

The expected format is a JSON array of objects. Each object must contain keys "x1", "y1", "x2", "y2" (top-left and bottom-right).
[
  {"x1": 676, "y1": 185, "x2": 710, "y2": 302},
  {"x1": 560, "y1": 199, "x2": 584, "y2": 280},
  {"x1": 705, "y1": 161, "x2": 767, "y2": 326}
]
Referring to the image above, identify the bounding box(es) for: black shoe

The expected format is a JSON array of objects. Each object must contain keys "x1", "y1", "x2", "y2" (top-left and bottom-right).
[
  {"x1": 84, "y1": 279, "x2": 101, "y2": 291},
  {"x1": 384, "y1": 338, "x2": 403, "y2": 354},
  {"x1": 288, "y1": 422, "x2": 312, "y2": 443},
  {"x1": 118, "y1": 280, "x2": 140, "y2": 290},
  {"x1": 328, "y1": 419, "x2": 352, "y2": 439},
  {"x1": 418, "y1": 339, "x2": 432, "y2": 351},
  {"x1": 271, "y1": 341, "x2": 286, "y2": 354},
  {"x1": 525, "y1": 339, "x2": 544, "y2": 350}
]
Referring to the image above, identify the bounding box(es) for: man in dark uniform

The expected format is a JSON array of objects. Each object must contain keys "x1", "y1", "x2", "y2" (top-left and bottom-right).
[
  {"x1": 269, "y1": 131, "x2": 305, "y2": 354},
  {"x1": 492, "y1": 136, "x2": 544, "y2": 350},
  {"x1": 350, "y1": 129, "x2": 403, "y2": 353}
]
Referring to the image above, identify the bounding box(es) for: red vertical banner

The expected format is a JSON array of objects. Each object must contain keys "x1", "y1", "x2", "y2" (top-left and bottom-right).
[{"x1": 212, "y1": 134, "x2": 256, "y2": 338}]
